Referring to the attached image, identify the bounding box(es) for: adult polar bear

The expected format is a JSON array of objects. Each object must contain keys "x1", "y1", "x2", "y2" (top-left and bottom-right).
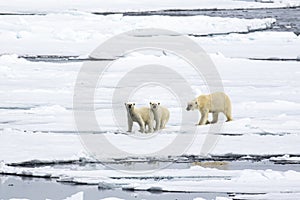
[
  {"x1": 149, "y1": 102, "x2": 170, "y2": 131},
  {"x1": 125, "y1": 103, "x2": 154, "y2": 133},
  {"x1": 186, "y1": 92, "x2": 233, "y2": 125}
]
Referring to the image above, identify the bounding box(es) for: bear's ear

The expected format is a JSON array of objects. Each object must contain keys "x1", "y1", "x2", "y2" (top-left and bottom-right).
[
  {"x1": 124, "y1": 103, "x2": 127, "y2": 106},
  {"x1": 133, "y1": 103, "x2": 135, "y2": 106},
  {"x1": 158, "y1": 102, "x2": 160, "y2": 105},
  {"x1": 195, "y1": 101, "x2": 198, "y2": 105},
  {"x1": 149, "y1": 102, "x2": 152, "y2": 105}
]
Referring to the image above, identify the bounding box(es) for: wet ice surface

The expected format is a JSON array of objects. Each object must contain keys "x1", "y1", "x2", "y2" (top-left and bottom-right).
[
  {"x1": 0, "y1": 175, "x2": 230, "y2": 200},
  {"x1": 2, "y1": 160, "x2": 300, "y2": 200},
  {"x1": 4, "y1": 159, "x2": 299, "y2": 200}
]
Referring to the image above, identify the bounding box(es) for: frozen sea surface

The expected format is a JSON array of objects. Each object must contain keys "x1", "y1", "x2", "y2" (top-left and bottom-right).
[
  {"x1": 0, "y1": 2, "x2": 300, "y2": 200},
  {"x1": 0, "y1": 0, "x2": 300, "y2": 13}
]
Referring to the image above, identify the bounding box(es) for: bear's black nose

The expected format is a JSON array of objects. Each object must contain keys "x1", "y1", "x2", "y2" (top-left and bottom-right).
[{"x1": 128, "y1": 105, "x2": 132, "y2": 108}]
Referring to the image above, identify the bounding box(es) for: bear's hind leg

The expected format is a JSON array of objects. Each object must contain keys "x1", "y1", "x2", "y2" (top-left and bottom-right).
[
  {"x1": 147, "y1": 121, "x2": 154, "y2": 133},
  {"x1": 163, "y1": 114, "x2": 170, "y2": 128},
  {"x1": 224, "y1": 111, "x2": 233, "y2": 122},
  {"x1": 160, "y1": 119, "x2": 165, "y2": 129},
  {"x1": 211, "y1": 112, "x2": 219, "y2": 124},
  {"x1": 224, "y1": 103, "x2": 233, "y2": 122}
]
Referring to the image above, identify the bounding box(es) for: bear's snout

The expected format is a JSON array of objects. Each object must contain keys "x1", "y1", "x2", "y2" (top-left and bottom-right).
[{"x1": 128, "y1": 105, "x2": 132, "y2": 108}]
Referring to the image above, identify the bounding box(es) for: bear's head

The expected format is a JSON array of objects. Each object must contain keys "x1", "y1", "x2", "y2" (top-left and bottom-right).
[
  {"x1": 186, "y1": 99, "x2": 198, "y2": 111},
  {"x1": 149, "y1": 102, "x2": 160, "y2": 111},
  {"x1": 125, "y1": 102, "x2": 135, "y2": 111}
]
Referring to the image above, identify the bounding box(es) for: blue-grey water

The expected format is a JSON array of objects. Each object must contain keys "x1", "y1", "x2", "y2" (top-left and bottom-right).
[{"x1": 0, "y1": 175, "x2": 230, "y2": 200}]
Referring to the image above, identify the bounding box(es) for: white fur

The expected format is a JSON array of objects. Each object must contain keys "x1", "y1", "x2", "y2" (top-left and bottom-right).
[
  {"x1": 149, "y1": 102, "x2": 170, "y2": 131},
  {"x1": 186, "y1": 92, "x2": 233, "y2": 125},
  {"x1": 125, "y1": 103, "x2": 154, "y2": 133}
]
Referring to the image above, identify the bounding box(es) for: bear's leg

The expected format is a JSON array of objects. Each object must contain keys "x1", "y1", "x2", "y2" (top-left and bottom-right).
[
  {"x1": 199, "y1": 109, "x2": 209, "y2": 125},
  {"x1": 161, "y1": 120, "x2": 167, "y2": 129},
  {"x1": 224, "y1": 111, "x2": 233, "y2": 122},
  {"x1": 144, "y1": 123, "x2": 149, "y2": 133},
  {"x1": 137, "y1": 117, "x2": 145, "y2": 133},
  {"x1": 162, "y1": 116, "x2": 169, "y2": 128},
  {"x1": 155, "y1": 119, "x2": 161, "y2": 131},
  {"x1": 211, "y1": 112, "x2": 219, "y2": 124},
  {"x1": 147, "y1": 120, "x2": 154, "y2": 133},
  {"x1": 160, "y1": 119, "x2": 165, "y2": 129},
  {"x1": 139, "y1": 122, "x2": 145, "y2": 133},
  {"x1": 165, "y1": 113, "x2": 170, "y2": 128},
  {"x1": 224, "y1": 103, "x2": 233, "y2": 122},
  {"x1": 127, "y1": 118, "x2": 133, "y2": 132}
]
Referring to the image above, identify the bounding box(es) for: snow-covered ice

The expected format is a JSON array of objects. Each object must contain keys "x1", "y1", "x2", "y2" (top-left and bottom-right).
[
  {"x1": 233, "y1": 192, "x2": 300, "y2": 200},
  {"x1": 0, "y1": 52, "x2": 299, "y2": 133},
  {"x1": 0, "y1": 52, "x2": 299, "y2": 164},
  {"x1": 0, "y1": 129, "x2": 85, "y2": 164},
  {"x1": 0, "y1": 49, "x2": 299, "y2": 197},
  {"x1": 199, "y1": 31, "x2": 300, "y2": 59},
  {"x1": 63, "y1": 192, "x2": 84, "y2": 200},
  {"x1": 0, "y1": 1, "x2": 300, "y2": 199},
  {"x1": 0, "y1": 0, "x2": 299, "y2": 13},
  {"x1": 0, "y1": 13, "x2": 276, "y2": 56},
  {"x1": 1, "y1": 128, "x2": 300, "y2": 164},
  {"x1": 1, "y1": 163, "x2": 300, "y2": 194}
]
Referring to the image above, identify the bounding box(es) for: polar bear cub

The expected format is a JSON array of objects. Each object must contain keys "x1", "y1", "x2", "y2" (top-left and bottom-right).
[
  {"x1": 125, "y1": 103, "x2": 154, "y2": 133},
  {"x1": 186, "y1": 92, "x2": 233, "y2": 125},
  {"x1": 149, "y1": 102, "x2": 170, "y2": 131}
]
